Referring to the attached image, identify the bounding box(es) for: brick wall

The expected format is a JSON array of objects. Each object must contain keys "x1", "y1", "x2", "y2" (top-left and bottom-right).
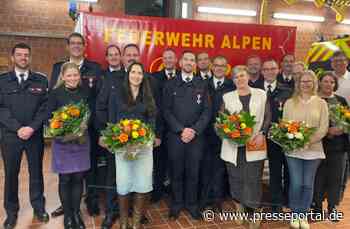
[
  {"x1": 193, "y1": 0, "x2": 350, "y2": 61},
  {"x1": 0, "y1": 0, "x2": 124, "y2": 76}
]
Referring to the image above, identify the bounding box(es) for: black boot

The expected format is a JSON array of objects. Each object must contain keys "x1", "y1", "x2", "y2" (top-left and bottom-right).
[
  {"x1": 63, "y1": 215, "x2": 74, "y2": 229},
  {"x1": 73, "y1": 212, "x2": 85, "y2": 229}
]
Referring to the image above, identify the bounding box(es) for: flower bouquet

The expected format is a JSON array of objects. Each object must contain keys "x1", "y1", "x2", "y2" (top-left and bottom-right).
[
  {"x1": 268, "y1": 120, "x2": 316, "y2": 153},
  {"x1": 329, "y1": 104, "x2": 350, "y2": 133},
  {"x1": 101, "y1": 119, "x2": 155, "y2": 160},
  {"x1": 45, "y1": 101, "x2": 90, "y2": 143},
  {"x1": 215, "y1": 110, "x2": 256, "y2": 146}
]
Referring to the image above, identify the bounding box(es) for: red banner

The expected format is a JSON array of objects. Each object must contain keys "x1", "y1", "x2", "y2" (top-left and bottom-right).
[{"x1": 82, "y1": 12, "x2": 296, "y2": 73}]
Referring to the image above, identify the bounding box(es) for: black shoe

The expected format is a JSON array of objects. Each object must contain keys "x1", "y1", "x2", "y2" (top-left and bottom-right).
[
  {"x1": 168, "y1": 210, "x2": 180, "y2": 221},
  {"x1": 85, "y1": 199, "x2": 100, "y2": 216},
  {"x1": 141, "y1": 214, "x2": 149, "y2": 224},
  {"x1": 212, "y1": 202, "x2": 223, "y2": 213},
  {"x1": 189, "y1": 210, "x2": 201, "y2": 220},
  {"x1": 73, "y1": 212, "x2": 86, "y2": 229},
  {"x1": 151, "y1": 192, "x2": 162, "y2": 203},
  {"x1": 51, "y1": 206, "x2": 64, "y2": 217},
  {"x1": 101, "y1": 213, "x2": 118, "y2": 229},
  {"x1": 328, "y1": 207, "x2": 340, "y2": 222},
  {"x1": 3, "y1": 215, "x2": 17, "y2": 229},
  {"x1": 34, "y1": 210, "x2": 50, "y2": 223},
  {"x1": 64, "y1": 216, "x2": 74, "y2": 229}
]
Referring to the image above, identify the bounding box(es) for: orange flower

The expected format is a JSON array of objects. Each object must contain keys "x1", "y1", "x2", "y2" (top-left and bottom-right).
[
  {"x1": 228, "y1": 115, "x2": 239, "y2": 122},
  {"x1": 243, "y1": 127, "x2": 252, "y2": 135},
  {"x1": 118, "y1": 133, "x2": 129, "y2": 143},
  {"x1": 138, "y1": 128, "x2": 147, "y2": 137},
  {"x1": 67, "y1": 108, "x2": 80, "y2": 117},
  {"x1": 288, "y1": 122, "x2": 300, "y2": 134},
  {"x1": 229, "y1": 130, "x2": 241, "y2": 139},
  {"x1": 50, "y1": 120, "x2": 62, "y2": 129}
]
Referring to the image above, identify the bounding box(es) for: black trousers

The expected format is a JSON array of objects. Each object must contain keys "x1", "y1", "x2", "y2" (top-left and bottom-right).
[
  {"x1": 105, "y1": 151, "x2": 118, "y2": 214},
  {"x1": 199, "y1": 139, "x2": 228, "y2": 208},
  {"x1": 314, "y1": 152, "x2": 347, "y2": 209},
  {"x1": 267, "y1": 140, "x2": 289, "y2": 208},
  {"x1": 1, "y1": 136, "x2": 45, "y2": 216},
  {"x1": 85, "y1": 127, "x2": 101, "y2": 203},
  {"x1": 152, "y1": 137, "x2": 169, "y2": 198},
  {"x1": 59, "y1": 172, "x2": 85, "y2": 217},
  {"x1": 167, "y1": 133, "x2": 204, "y2": 213}
]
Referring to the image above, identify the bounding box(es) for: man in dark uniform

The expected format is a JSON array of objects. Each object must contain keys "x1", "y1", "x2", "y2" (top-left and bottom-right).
[
  {"x1": 99, "y1": 44, "x2": 124, "y2": 229},
  {"x1": 277, "y1": 54, "x2": 295, "y2": 89},
  {"x1": 163, "y1": 50, "x2": 211, "y2": 220},
  {"x1": 246, "y1": 55, "x2": 264, "y2": 89},
  {"x1": 151, "y1": 48, "x2": 179, "y2": 203},
  {"x1": 196, "y1": 52, "x2": 212, "y2": 80},
  {"x1": 199, "y1": 55, "x2": 234, "y2": 212},
  {"x1": 0, "y1": 43, "x2": 49, "y2": 229},
  {"x1": 261, "y1": 59, "x2": 292, "y2": 213},
  {"x1": 50, "y1": 32, "x2": 103, "y2": 217}
]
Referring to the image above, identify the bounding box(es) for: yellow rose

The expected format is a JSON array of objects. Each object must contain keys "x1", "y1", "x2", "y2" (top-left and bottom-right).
[
  {"x1": 61, "y1": 113, "x2": 69, "y2": 120},
  {"x1": 132, "y1": 131, "x2": 139, "y2": 139},
  {"x1": 240, "y1": 123, "x2": 247, "y2": 129},
  {"x1": 134, "y1": 119, "x2": 141, "y2": 125},
  {"x1": 121, "y1": 120, "x2": 130, "y2": 126},
  {"x1": 132, "y1": 124, "x2": 140, "y2": 130},
  {"x1": 223, "y1": 128, "x2": 230, "y2": 133}
]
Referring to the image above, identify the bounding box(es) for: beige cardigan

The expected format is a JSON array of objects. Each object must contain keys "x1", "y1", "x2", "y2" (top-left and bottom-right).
[
  {"x1": 220, "y1": 88, "x2": 267, "y2": 166},
  {"x1": 282, "y1": 96, "x2": 329, "y2": 160}
]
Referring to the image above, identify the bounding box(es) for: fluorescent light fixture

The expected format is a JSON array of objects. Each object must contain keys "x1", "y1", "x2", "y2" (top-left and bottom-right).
[
  {"x1": 198, "y1": 6, "x2": 256, "y2": 17},
  {"x1": 182, "y1": 2, "x2": 188, "y2": 19},
  {"x1": 273, "y1": 13, "x2": 325, "y2": 22},
  {"x1": 341, "y1": 19, "x2": 350, "y2": 25},
  {"x1": 76, "y1": 0, "x2": 98, "y2": 3}
]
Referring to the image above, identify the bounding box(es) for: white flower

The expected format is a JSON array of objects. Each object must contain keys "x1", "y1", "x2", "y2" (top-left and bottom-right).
[
  {"x1": 286, "y1": 133, "x2": 295, "y2": 139},
  {"x1": 294, "y1": 132, "x2": 304, "y2": 140}
]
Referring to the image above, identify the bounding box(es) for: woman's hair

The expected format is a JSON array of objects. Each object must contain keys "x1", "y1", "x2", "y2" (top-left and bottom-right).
[
  {"x1": 318, "y1": 71, "x2": 339, "y2": 92},
  {"x1": 54, "y1": 62, "x2": 81, "y2": 89},
  {"x1": 231, "y1": 65, "x2": 249, "y2": 78},
  {"x1": 121, "y1": 62, "x2": 157, "y2": 119},
  {"x1": 292, "y1": 70, "x2": 318, "y2": 103}
]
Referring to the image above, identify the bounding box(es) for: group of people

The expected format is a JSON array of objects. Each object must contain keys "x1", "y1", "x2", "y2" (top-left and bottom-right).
[{"x1": 0, "y1": 31, "x2": 349, "y2": 229}]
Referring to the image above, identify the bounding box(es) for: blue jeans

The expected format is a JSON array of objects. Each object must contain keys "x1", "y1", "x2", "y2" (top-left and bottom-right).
[{"x1": 286, "y1": 156, "x2": 321, "y2": 214}]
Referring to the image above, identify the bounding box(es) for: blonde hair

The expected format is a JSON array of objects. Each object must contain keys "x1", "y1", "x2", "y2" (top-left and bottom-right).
[
  {"x1": 231, "y1": 65, "x2": 249, "y2": 78},
  {"x1": 292, "y1": 70, "x2": 318, "y2": 103},
  {"x1": 54, "y1": 62, "x2": 81, "y2": 89}
]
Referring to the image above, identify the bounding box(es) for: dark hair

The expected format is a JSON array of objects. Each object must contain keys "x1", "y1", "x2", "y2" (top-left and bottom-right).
[
  {"x1": 246, "y1": 55, "x2": 261, "y2": 63},
  {"x1": 67, "y1": 32, "x2": 85, "y2": 45},
  {"x1": 331, "y1": 51, "x2": 347, "y2": 60},
  {"x1": 262, "y1": 58, "x2": 278, "y2": 66},
  {"x1": 319, "y1": 71, "x2": 339, "y2": 92},
  {"x1": 281, "y1": 54, "x2": 295, "y2": 62},
  {"x1": 163, "y1": 48, "x2": 176, "y2": 55},
  {"x1": 122, "y1": 62, "x2": 157, "y2": 119},
  {"x1": 123, "y1": 44, "x2": 140, "y2": 55},
  {"x1": 11, "y1": 43, "x2": 31, "y2": 55},
  {"x1": 105, "y1": 44, "x2": 121, "y2": 56}
]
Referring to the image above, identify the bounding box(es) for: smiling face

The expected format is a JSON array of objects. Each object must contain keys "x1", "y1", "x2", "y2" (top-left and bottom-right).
[
  {"x1": 319, "y1": 74, "x2": 336, "y2": 95},
  {"x1": 62, "y1": 67, "x2": 81, "y2": 89},
  {"x1": 246, "y1": 57, "x2": 261, "y2": 76},
  {"x1": 68, "y1": 36, "x2": 85, "y2": 59},
  {"x1": 233, "y1": 70, "x2": 249, "y2": 90},
  {"x1": 128, "y1": 64, "x2": 144, "y2": 87},
  {"x1": 180, "y1": 52, "x2": 196, "y2": 74},
  {"x1": 106, "y1": 46, "x2": 121, "y2": 69},
  {"x1": 197, "y1": 52, "x2": 210, "y2": 72},
  {"x1": 281, "y1": 54, "x2": 295, "y2": 74},
  {"x1": 262, "y1": 60, "x2": 279, "y2": 84},
  {"x1": 299, "y1": 73, "x2": 315, "y2": 95},
  {"x1": 212, "y1": 57, "x2": 227, "y2": 79},
  {"x1": 331, "y1": 54, "x2": 348, "y2": 75},
  {"x1": 12, "y1": 48, "x2": 31, "y2": 71},
  {"x1": 162, "y1": 50, "x2": 177, "y2": 70},
  {"x1": 123, "y1": 46, "x2": 140, "y2": 69}
]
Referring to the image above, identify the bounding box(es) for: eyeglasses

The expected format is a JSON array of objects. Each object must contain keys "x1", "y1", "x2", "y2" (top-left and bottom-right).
[
  {"x1": 262, "y1": 67, "x2": 278, "y2": 72},
  {"x1": 213, "y1": 64, "x2": 226, "y2": 68},
  {"x1": 69, "y1": 42, "x2": 84, "y2": 46}
]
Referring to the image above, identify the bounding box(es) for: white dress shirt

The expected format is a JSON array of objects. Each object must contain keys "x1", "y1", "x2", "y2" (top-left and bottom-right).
[
  {"x1": 213, "y1": 77, "x2": 224, "y2": 89},
  {"x1": 264, "y1": 80, "x2": 277, "y2": 92},
  {"x1": 336, "y1": 70, "x2": 350, "y2": 105},
  {"x1": 15, "y1": 69, "x2": 29, "y2": 84}
]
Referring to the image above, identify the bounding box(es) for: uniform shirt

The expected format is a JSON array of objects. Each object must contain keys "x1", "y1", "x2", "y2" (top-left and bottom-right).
[
  {"x1": 199, "y1": 70, "x2": 212, "y2": 80},
  {"x1": 162, "y1": 75, "x2": 211, "y2": 135},
  {"x1": 0, "y1": 71, "x2": 48, "y2": 137},
  {"x1": 213, "y1": 77, "x2": 224, "y2": 89},
  {"x1": 14, "y1": 69, "x2": 29, "y2": 83},
  {"x1": 264, "y1": 80, "x2": 277, "y2": 92}
]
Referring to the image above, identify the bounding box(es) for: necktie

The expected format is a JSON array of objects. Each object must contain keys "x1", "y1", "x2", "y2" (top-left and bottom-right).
[
  {"x1": 267, "y1": 84, "x2": 272, "y2": 97},
  {"x1": 216, "y1": 81, "x2": 222, "y2": 89},
  {"x1": 19, "y1": 73, "x2": 25, "y2": 84},
  {"x1": 204, "y1": 74, "x2": 209, "y2": 80},
  {"x1": 168, "y1": 72, "x2": 173, "y2": 79},
  {"x1": 185, "y1": 77, "x2": 191, "y2": 83}
]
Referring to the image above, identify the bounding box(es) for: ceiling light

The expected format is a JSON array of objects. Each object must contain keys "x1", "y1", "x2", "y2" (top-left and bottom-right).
[
  {"x1": 273, "y1": 12, "x2": 325, "y2": 22},
  {"x1": 198, "y1": 6, "x2": 256, "y2": 17}
]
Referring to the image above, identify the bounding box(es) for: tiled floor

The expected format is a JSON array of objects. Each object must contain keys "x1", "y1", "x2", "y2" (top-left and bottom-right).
[{"x1": 1, "y1": 146, "x2": 350, "y2": 229}]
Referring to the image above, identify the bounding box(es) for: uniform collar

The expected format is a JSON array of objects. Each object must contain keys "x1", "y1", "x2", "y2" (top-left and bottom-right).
[{"x1": 264, "y1": 80, "x2": 277, "y2": 92}]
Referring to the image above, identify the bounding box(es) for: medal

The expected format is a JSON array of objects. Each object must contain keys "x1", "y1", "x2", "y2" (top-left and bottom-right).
[{"x1": 196, "y1": 94, "x2": 202, "y2": 104}]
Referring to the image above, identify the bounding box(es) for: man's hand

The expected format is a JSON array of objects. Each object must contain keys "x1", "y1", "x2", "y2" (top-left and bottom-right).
[
  {"x1": 180, "y1": 128, "x2": 196, "y2": 143},
  {"x1": 154, "y1": 138, "x2": 162, "y2": 147},
  {"x1": 17, "y1": 127, "x2": 34, "y2": 140},
  {"x1": 98, "y1": 136, "x2": 108, "y2": 149}
]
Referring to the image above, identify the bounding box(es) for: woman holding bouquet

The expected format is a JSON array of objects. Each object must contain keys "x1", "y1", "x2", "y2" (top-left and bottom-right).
[
  {"x1": 313, "y1": 71, "x2": 349, "y2": 219},
  {"x1": 97, "y1": 62, "x2": 157, "y2": 229},
  {"x1": 283, "y1": 70, "x2": 328, "y2": 229},
  {"x1": 48, "y1": 62, "x2": 91, "y2": 229},
  {"x1": 220, "y1": 65, "x2": 270, "y2": 228}
]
